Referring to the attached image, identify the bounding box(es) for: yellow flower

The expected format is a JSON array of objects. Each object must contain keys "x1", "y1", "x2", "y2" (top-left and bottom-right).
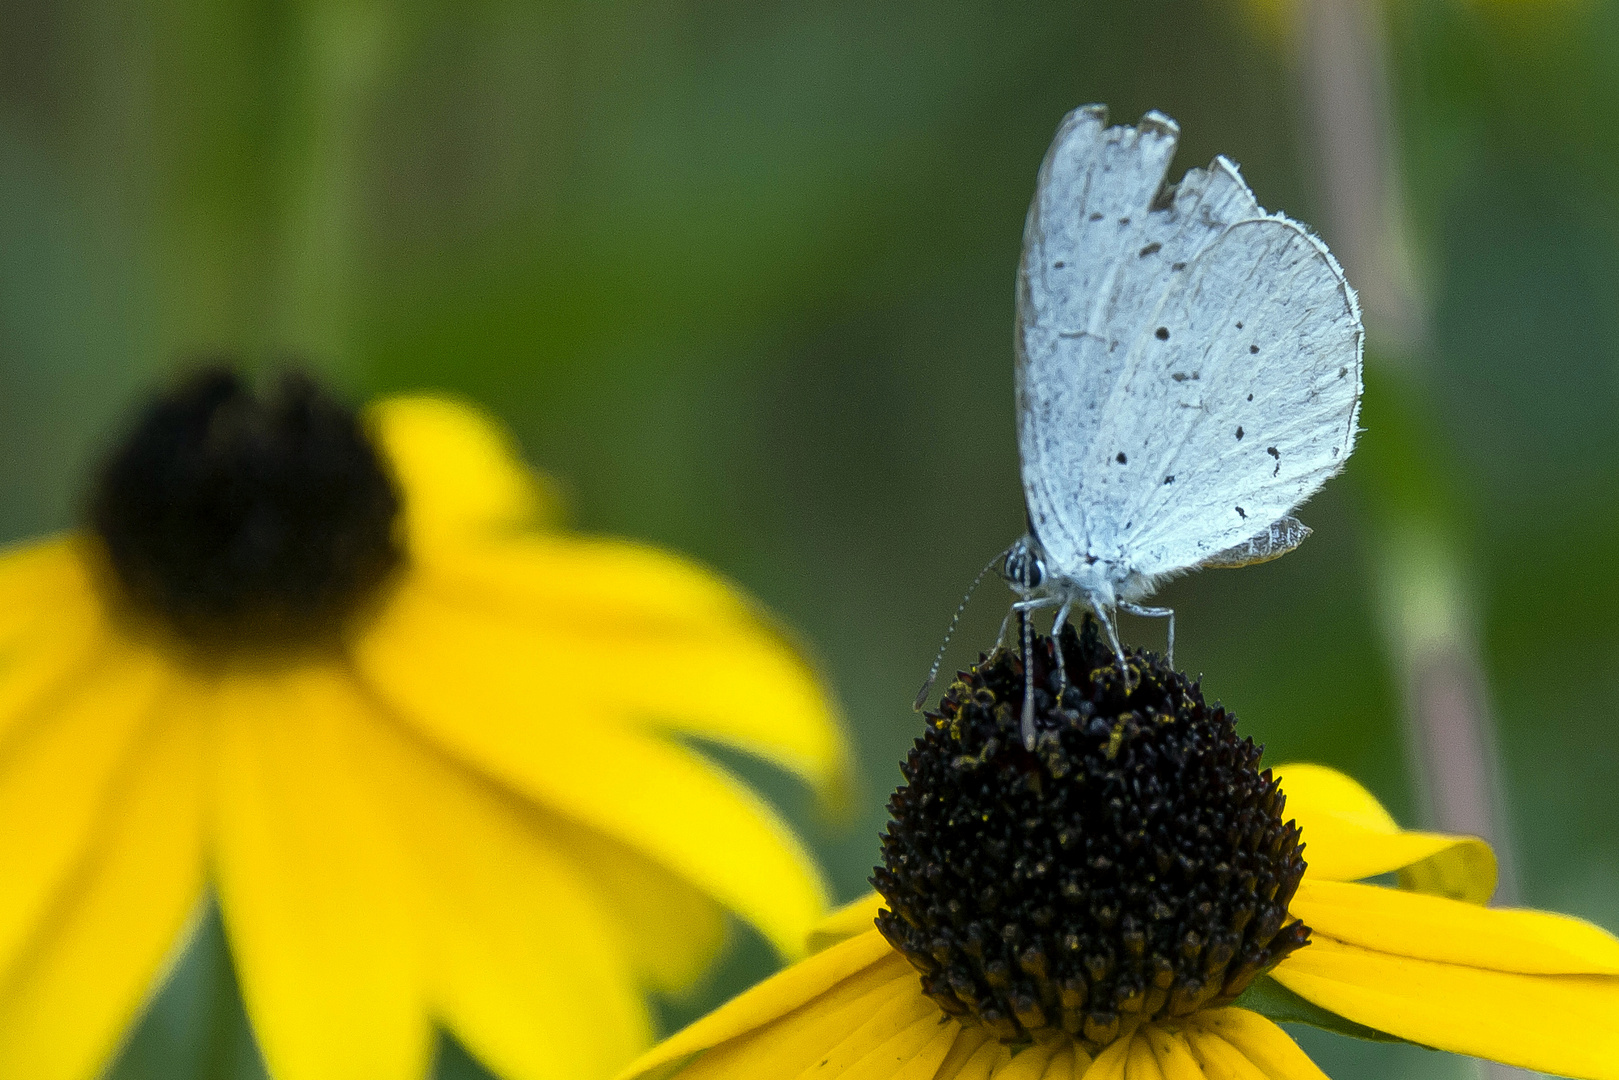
[
  {"x1": 0, "y1": 369, "x2": 849, "y2": 1080},
  {"x1": 618, "y1": 626, "x2": 1619, "y2": 1080}
]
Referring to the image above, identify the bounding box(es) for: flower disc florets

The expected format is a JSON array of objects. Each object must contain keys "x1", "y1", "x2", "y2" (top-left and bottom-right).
[
  {"x1": 873, "y1": 618, "x2": 1309, "y2": 1049},
  {"x1": 90, "y1": 366, "x2": 402, "y2": 649}
]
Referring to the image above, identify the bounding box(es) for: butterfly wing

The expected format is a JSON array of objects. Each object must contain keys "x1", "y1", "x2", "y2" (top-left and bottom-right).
[
  {"x1": 1015, "y1": 106, "x2": 1362, "y2": 581},
  {"x1": 1198, "y1": 516, "x2": 1312, "y2": 570}
]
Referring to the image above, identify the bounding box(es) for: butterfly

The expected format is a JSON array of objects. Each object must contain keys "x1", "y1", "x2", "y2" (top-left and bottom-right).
[{"x1": 919, "y1": 106, "x2": 1363, "y2": 748}]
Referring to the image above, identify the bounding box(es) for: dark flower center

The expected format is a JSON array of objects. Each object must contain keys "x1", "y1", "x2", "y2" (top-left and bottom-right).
[
  {"x1": 873, "y1": 618, "x2": 1309, "y2": 1049},
  {"x1": 89, "y1": 366, "x2": 403, "y2": 650}
]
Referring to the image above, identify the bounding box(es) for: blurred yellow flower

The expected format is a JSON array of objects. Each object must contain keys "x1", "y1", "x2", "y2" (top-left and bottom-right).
[
  {"x1": 0, "y1": 368, "x2": 848, "y2": 1080},
  {"x1": 619, "y1": 635, "x2": 1619, "y2": 1080}
]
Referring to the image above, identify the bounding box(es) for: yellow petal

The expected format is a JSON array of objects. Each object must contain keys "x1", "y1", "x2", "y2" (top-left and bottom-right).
[
  {"x1": 1122, "y1": 1034, "x2": 1164, "y2": 1080},
  {"x1": 528, "y1": 725, "x2": 829, "y2": 959},
  {"x1": 1270, "y1": 935, "x2": 1619, "y2": 1079},
  {"x1": 1037, "y1": 1044, "x2": 1078, "y2": 1080},
  {"x1": 211, "y1": 665, "x2": 429, "y2": 1080},
  {"x1": 1143, "y1": 1027, "x2": 1203, "y2": 1080},
  {"x1": 423, "y1": 533, "x2": 765, "y2": 632},
  {"x1": 545, "y1": 813, "x2": 726, "y2": 995},
  {"x1": 889, "y1": 1021, "x2": 968, "y2": 1080},
  {"x1": 791, "y1": 986, "x2": 940, "y2": 1078},
  {"x1": 995, "y1": 1042, "x2": 1057, "y2": 1080},
  {"x1": 1290, "y1": 878, "x2": 1619, "y2": 974},
  {"x1": 372, "y1": 554, "x2": 849, "y2": 799},
  {"x1": 926, "y1": 1028, "x2": 992, "y2": 1080},
  {"x1": 361, "y1": 589, "x2": 829, "y2": 958},
  {"x1": 0, "y1": 636, "x2": 169, "y2": 971},
  {"x1": 0, "y1": 699, "x2": 206, "y2": 1080},
  {"x1": 617, "y1": 930, "x2": 905, "y2": 1080},
  {"x1": 367, "y1": 394, "x2": 558, "y2": 550},
  {"x1": 354, "y1": 692, "x2": 651, "y2": 1080},
  {"x1": 809, "y1": 894, "x2": 885, "y2": 953},
  {"x1": 0, "y1": 588, "x2": 107, "y2": 749},
  {"x1": 677, "y1": 969, "x2": 923, "y2": 1080},
  {"x1": 1273, "y1": 763, "x2": 1495, "y2": 901},
  {"x1": 1187, "y1": 1011, "x2": 1327, "y2": 1080},
  {"x1": 0, "y1": 534, "x2": 79, "y2": 591},
  {"x1": 949, "y1": 1040, "x2": 1011, "y2": 1080},
  {"x1": 0, "y1": 537, "x2": 100, "y2": 644},
  {"x1": 1082, "y1": 1034, "x2": 1133, "y2": 1080},
  {"x1": 0, "y1": 540, "x2": 112, "y2": 739},
  {"x1": 1052, "y1": 1043, "x2": 1093, "y2": 1080},
  {"x1": 1181, "y1": 1026, "x2": 1265, "y2": 1080}
]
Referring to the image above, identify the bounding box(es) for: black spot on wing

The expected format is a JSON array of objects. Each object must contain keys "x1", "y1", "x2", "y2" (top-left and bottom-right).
[
  {"x1": 1235, "y1": 506, "x2": 1247, "y2": 519},
  {"x1": 1171, "y1": 262, "x2": 1186, "y2": 271},
  {"x1": 1249, "y1": 345, "x2": 1259, "y2": 354},
  {"x1": 1116, "y1": 451, "x2": 1128, "y2": 464},
  {"x1": 1139, "y1": 242, "x2": 1161, "y2": 258},
  {"x1": 1235, "y1": 426, "x2": 1244, "y2": 441},
  {"x1": 1163, "y1": 475, "x2": 1175, "y2": 485},
  {"x1": 1089, "y1": 212, "x2": 1104, "y2": 221},
  {"x1": 1267, "y1": 446, "x2": 1280, "y2": 476},
  {"x1": 1054, "y1": 261, "x2": 1065, "y2": 268},
  {"x1": 1235, "y1": 321, "x2": 1244, "y2": 329},
  {"x1": 1155, "y1": 327, "x2": 1170, "y2": 341}
]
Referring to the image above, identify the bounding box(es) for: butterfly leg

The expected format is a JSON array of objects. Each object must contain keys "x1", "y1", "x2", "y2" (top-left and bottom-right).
[
  {"x1": 1050, "y1": 600, "x2": 1074, "y2": 704},
  {"x1": 990, "y1": 603, "x2": 1030, "y2": 658},
  {"x1": 1090, "y1": 601, "x2": 1126, "y2": 662},
  {"x1": 990, "y1": 610, "x2": 1014, "y2": 656},
  {"x1": 1119, "y1": 602, "x2": 1175, "y2": 668},
  {"x1": 1010, "y1": 596, "x2": 1058, "y2": 626}
]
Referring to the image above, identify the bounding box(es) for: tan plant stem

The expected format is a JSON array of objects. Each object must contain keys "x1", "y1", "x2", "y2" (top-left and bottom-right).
[{"x1": 1294, "y1": 4, "x2": 1528, "y2": 1073}]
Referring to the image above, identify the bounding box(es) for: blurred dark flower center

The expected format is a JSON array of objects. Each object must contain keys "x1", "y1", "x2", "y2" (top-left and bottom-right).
[
  {"x1": 873, "y1": 618, "x2": 1309, "y2": 1049},
  {"x1": 89, "y1": 365, "x2": 403, "y2": 649}
]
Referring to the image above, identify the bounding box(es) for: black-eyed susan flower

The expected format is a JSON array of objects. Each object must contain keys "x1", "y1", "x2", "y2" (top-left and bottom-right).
[
  {"x1": 0, "y1": 367, "x2": 850, "y2": 1080},
  {"x1": 620, "y1": 620, "x2": 1619, "y2": 1080}
]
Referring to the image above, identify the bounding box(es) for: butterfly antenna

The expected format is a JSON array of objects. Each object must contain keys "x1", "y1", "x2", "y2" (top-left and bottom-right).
[{"x1": 913, "y1": 550, "x2": 1007, "y2": 711}]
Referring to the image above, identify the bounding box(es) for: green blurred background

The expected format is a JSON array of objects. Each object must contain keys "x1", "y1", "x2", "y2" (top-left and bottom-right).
[{"x1": 2, "y1": 0, "x2": 1616, "y2": 1077}]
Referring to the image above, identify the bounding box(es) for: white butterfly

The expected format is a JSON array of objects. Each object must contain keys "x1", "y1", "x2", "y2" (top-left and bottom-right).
[{"x1": 919, "y1": 106, "x2": 1363, "y2": 745}]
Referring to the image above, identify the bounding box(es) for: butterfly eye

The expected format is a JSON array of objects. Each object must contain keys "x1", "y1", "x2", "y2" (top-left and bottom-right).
[{"x1": 1000, "y1": 542, "x2": 1045, "y2": 590}]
